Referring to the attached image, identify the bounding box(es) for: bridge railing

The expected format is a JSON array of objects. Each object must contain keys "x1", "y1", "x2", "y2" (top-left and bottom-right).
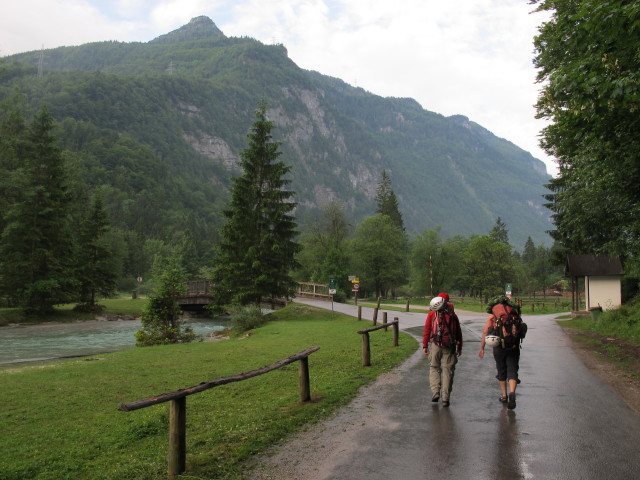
[{"x1": 296, "y1": 282, "x2": 330, "y2": 299}]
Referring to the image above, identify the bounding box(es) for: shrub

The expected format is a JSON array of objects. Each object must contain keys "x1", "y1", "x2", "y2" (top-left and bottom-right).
[{"x1": 231, "y1": 304, "x2": 268, "y2": 332}]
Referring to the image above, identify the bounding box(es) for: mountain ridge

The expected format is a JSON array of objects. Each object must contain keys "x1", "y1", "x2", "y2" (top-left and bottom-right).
[{"x1": 0, "y1": 16, "x2": 552, "y2": 249}]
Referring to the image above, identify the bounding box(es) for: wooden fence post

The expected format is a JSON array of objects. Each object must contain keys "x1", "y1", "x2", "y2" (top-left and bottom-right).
[
  {"x1": 393, "y1": 317, "x2": 399, "y2": 347},
  {"x1": 358, "y1": 305, "x2": 362, "y2": 321},
  {"x1": 362, "y1": 332, "x2": 371, "y2": 366},
  {"x1": 405, "y1": 299, "x2": 410, "y2": 312},
  {"x1": 168, "y1": 397, "x2": 186, "y2": 477},
  {"x1": 383, "y1": 311, "x2": 388, "y2": 331},
  {"x1": 373, "y1": 307, "x2": 378, "y2": 325},
  {"x1": 298, "y1": 357, "x2": 311, "y2": 402}
]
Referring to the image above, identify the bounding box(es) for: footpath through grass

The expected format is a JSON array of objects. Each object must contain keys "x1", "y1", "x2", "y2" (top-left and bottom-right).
[{"x1": 0, "y1": 302, "x2": 417, "y2": 480}]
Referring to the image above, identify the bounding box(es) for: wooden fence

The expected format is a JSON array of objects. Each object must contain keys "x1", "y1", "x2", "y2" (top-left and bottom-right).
[
  {"x1": 357, "y1": 318, "x2": 400, "y2": 367},
  {"x1": 117, "y1": 347, "x2": 320, "y2": 477}
]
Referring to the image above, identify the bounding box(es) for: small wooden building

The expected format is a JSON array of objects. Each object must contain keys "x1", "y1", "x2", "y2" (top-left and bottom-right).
[{"x1": 565, "y1": 255, "x2": 623, "y2": 312}]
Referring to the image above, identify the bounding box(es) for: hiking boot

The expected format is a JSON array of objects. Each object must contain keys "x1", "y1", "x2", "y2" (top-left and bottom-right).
[
  {"x1": 507, "y1": 392, "x2": 516, "y2": 410},
  {"x1": 499, "y1": 395, "x2": 508, "y2": 404},
  {"x1": 432, "y1": 392, "x2": 440, "y2": 403},
  {"x1": 442, "y1": 400, "x2": 450, "y2": 407}
]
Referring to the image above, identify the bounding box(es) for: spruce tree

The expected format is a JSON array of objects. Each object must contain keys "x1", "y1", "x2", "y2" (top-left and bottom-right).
[
  {"x1": 0, "y1": 107, "x2": 77, "y2": 314},
  {"x1": 490, "y1": 217, "x2": 509, "y2": 244},
  {"x1": 135, "y1": 257, "x2": 196, "y2": 346},
  {"x1": 213, "y1": 101, "x2": 299, "y2": 305},
  {"x1": 375, "y1": 170, "x2": 404, "y2": 231},
  {"x1": 75, "y1": 193, "x2": 119, "y2": 310}
]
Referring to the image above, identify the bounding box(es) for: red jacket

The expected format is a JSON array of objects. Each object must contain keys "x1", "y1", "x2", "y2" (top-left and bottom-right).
[{"x1": 422, "y1": 308, "x2": 463, "y2": 349}]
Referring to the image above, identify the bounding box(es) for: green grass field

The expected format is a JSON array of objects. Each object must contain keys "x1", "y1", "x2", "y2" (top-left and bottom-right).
[
  {"x1": 0, "y1": 303, "x2": 417, "y2": 480},
  {"x1": 0, "y1": 297, "x2": 148, "y2": 326}
]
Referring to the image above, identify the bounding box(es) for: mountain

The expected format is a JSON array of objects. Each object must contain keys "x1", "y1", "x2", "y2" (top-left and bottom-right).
[{"x1": 0, "y1": 16, "x2": 552, "y2": 249}]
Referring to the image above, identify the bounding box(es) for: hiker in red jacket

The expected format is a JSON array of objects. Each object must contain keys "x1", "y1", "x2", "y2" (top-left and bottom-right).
[{"x1": 422, "y1": 293, "x2": 463, "y2": 407}]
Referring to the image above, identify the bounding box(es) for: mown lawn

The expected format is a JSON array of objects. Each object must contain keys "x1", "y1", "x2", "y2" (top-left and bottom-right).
[{"x1": 0, "y1": 303, "x2": 417, "y2": 480}]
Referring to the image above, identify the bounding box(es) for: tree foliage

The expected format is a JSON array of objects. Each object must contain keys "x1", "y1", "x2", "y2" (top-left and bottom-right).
[
  {"x1": 135, "y1": 258, "x2": 196, "y2": 346},
  {"x1": 212, "y1": 101, "x2": 299, "y2": 305},
  {"x1": 532, "y1": 0, "x2": 640, "y2": 276},
  {"x1": 350, "y1": 214, "x2": 408, "y2": 298},
  {"x1": 295, "y1": 201, "x2": 351, "y2": 298},
  {"x1": 490, "y1": 217, "x2": 509, "y2": 244},
  {"x1": 0, "y1": 107, "x2": 78, "y2": 313},
  {"x1": 459, "y1": 235, "x2": 513, "y2": 301},
  {"x1": 75, "y1": 193, "x2": 120, "y2": 309},
  {"x1": 375, "y1": 170, "x2": 404, "y2": 231}
]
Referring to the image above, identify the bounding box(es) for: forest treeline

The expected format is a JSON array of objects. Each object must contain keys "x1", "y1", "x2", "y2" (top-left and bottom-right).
[{"x1": 0, "y1": 103, "x2": 563, "y2": 315}]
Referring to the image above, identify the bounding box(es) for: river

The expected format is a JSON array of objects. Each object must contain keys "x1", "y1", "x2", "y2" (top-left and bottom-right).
[{"x1": 0, "y1": 317, "x2": 231, "y2": 366}]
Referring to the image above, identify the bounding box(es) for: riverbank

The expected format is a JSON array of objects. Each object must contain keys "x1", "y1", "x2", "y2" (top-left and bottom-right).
[
  {"x1": 0, "y1": 297, "x2": 147, "y2": 327},
  {"x1": 0, "y1": 303, "x2": 417, "y2": 480}
]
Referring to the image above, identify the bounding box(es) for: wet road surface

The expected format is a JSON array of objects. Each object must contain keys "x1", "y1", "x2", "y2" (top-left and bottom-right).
[{"x1": 251, "y1": 299, "x2": 640, "y2": 479}]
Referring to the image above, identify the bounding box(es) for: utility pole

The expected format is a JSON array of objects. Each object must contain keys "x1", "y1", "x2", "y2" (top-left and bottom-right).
[{"x1": 429, "y1": 254, "x2": 433, "y2": 297}]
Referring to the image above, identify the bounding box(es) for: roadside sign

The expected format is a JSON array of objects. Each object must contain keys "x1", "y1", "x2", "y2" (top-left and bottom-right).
[{"x1": 352, "y1": 283, "x2": 360, "y2": 292}]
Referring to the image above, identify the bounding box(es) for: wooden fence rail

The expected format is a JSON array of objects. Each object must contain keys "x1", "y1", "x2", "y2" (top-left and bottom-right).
[
  {"x1": 357, "y1": 319, "x2": 399, "y2": 366},
  {"x1": 118, "y1": 346, "x2": 320, "y2": 477}
]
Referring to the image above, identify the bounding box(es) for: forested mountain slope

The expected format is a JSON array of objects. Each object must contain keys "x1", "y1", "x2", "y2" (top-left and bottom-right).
[{"x1": 0, "y1": 16, "x2": 552, "y2": 249}]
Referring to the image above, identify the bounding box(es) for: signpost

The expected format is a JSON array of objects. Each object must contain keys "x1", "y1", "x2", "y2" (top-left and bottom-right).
[
  {"x1": 329, "y1": 278, "x2": 337, "y2": 312},
  {"x1": 351, "y1": 276, "x2": 360, "y2": 304},
  {"x1": 505, "y1": 283, "x2": 512, "y2": 299}
]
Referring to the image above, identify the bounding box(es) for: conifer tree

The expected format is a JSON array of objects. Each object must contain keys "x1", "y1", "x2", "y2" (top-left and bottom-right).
[
  {"x1": 135, "y1": 257, "x2": 196, "y2": 346},
  {"x1": 375, "y1": 170, "x2": 404, "y2": 231},
  {"x1": 0, "y1": 107, "x2": 77, "y2": 314},
  {"x1": 490, "y1": 217, "x2": 509, "y2": 244},
  {"x1": 212, "y1": 101, "x2": 299, "y2": 305},
  {"x1": 75, "y1": 193, "x2": 119, "y2": 310}
]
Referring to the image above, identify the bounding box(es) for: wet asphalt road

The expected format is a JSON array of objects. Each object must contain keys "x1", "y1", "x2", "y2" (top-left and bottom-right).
[{"x1": 293, "y1": 299, "x2": 640, "y2": 480}]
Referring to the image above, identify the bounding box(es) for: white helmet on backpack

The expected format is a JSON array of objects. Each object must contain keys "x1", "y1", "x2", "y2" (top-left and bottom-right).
[
  {"x1": 485, "y1": 335, "x2": 501, "y2": 347},
  {"x1": 429, "y1": 296, "x2": 446, "y2": 311}
]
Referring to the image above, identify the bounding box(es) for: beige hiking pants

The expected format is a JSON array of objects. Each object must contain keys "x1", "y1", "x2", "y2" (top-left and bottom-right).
[{"x1": 428, "y1": 343, "x2": 458, "y2": 401}]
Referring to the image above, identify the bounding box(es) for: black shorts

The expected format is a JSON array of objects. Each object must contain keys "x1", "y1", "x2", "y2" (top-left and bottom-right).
[{"x1": 492, "y1": 346, "x2": 520, "y2": 382}]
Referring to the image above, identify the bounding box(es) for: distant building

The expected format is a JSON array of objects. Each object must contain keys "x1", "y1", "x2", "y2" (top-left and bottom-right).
[{"x1": 565, "y1": 255, "x2": 623, "y2": 312}]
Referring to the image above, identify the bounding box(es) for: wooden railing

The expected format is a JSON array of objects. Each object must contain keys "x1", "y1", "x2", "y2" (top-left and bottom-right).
[
  {"x1": 117, "y1": 347, "x2": 320, "y2": 477},
  {"x1": 357, "y1": 318, "x2": 400, "y2": 367},
  {"x1": 296, "y1": 282, "x2": 331, "y2": 298}
]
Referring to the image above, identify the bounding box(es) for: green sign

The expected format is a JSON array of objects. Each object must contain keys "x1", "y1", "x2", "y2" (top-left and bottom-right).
[
  {"x1": 329, "y1": 278, "x2": 337, "y2": 289},
  {"x1": 505, "y1": 283, "x2": 512, "y2": 294}
]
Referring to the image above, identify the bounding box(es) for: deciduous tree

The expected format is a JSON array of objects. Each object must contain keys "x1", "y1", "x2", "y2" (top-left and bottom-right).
[
  {"x1": 350, "y1": 214, "x2": 408, "y2": 298},
  {"x1": 532, "y1": 0, "x2": 640, "y2": 276}
]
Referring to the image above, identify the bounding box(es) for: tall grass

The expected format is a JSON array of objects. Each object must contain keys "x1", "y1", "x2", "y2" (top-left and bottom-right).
[
  {"x1": 0, "y1": 303, "x2": 417, "y2": 480},
  {"x1": 558, "y1": 297, "x2": 640, "y2": 343}
]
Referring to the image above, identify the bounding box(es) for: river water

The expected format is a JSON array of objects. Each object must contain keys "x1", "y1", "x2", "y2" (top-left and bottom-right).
[{"x1": 0, "y1": 317, "x2": 231, "y2": 365}]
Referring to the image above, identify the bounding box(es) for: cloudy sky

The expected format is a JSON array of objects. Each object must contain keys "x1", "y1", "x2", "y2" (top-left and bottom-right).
[{"x1": 0, "y1": 0, "x2": 556, "y2": 176}]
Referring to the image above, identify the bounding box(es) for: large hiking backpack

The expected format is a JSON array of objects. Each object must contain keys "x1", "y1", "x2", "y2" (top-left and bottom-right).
[
  {"x1": 486, "y1": 296, "x2": 527, "y2": 349},
  {"x1": 430, "y1": 309, "x2": 457, "y2": 348}
]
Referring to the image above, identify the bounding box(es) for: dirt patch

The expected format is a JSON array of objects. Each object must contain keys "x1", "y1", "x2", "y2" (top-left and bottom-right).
[{"x1": 561, "y1": 327, "x2": 640, "y2": 415}]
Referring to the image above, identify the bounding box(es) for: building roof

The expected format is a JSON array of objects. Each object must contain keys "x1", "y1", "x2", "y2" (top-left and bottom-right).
[{"x1": 566, "y1": 255, "x2": 624, "y2": 277}]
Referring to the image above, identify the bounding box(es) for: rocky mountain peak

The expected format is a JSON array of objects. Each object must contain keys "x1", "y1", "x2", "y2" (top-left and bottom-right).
[{"x1": 150, "y1": 16, "x2": 225, "y2": 44}]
